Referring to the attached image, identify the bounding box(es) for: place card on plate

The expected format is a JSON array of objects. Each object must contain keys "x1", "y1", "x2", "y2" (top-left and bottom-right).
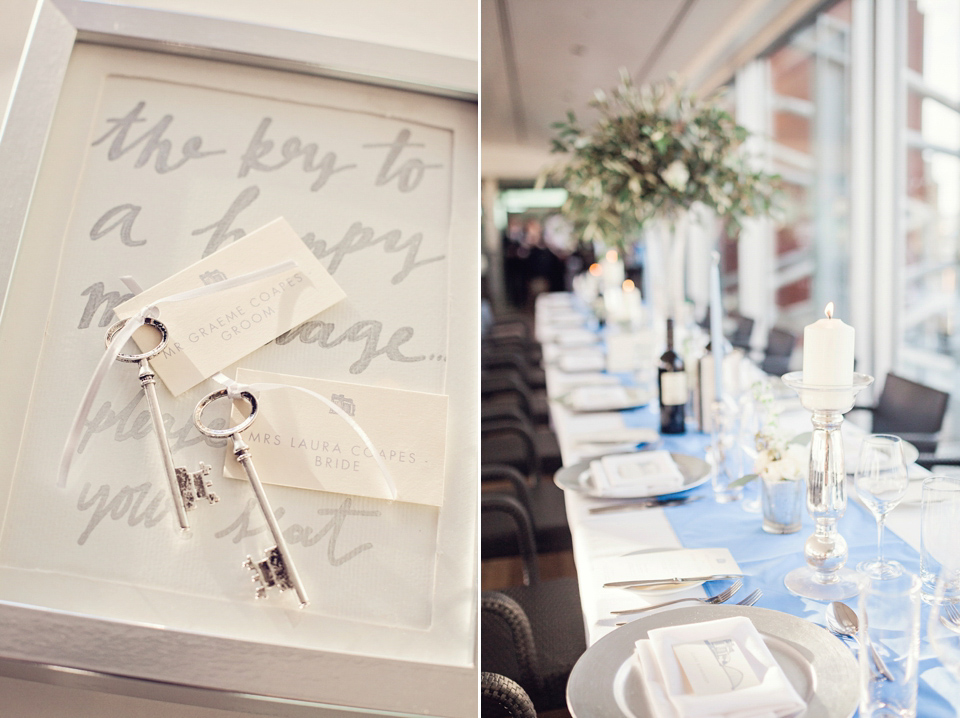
[
  {"x1": 566, "y1": 385, "x2": 636, "y2": 412},
  {"x1": 590, "y1": 450, "x2": 684, "y2": 497},
  {"x1": 598, "y1": 548, "x2": 741, "y2": 588},
  {"x1": 635, "y1": 617, "x2": 806, "y2": 717},
  {"x1": 113, "y1": 218, "x2": 345, "y2": 395},
  {"x1": 673, "y1": 639, "x2": 761, "y2": 695},
  {"x1": 221, "y1": 368, "x2": 447, "y2": 506}
]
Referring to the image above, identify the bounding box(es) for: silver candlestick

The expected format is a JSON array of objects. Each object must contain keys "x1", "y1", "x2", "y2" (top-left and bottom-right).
[{"x1": 781, "y1": 371, "x2": 874, "y2": 601}]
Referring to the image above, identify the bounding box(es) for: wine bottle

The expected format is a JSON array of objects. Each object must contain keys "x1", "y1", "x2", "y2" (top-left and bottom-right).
[{"x1": 659, "y1": 318, "x2": 687, "y2": 434}]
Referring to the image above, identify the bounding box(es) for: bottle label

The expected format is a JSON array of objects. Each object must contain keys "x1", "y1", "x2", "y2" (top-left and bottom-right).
[{"x1": 661, "y1": 372, "x2": 688, "y2": 406}]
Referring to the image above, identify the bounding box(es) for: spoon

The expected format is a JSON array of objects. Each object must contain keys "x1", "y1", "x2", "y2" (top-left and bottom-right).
[{"x1": 826, "y1": 601, "x2": 894, "y2": 681}]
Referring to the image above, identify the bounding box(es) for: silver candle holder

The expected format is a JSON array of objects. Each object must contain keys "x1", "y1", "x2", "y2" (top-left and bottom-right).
[{"x1": 781, "y1": 371, "x2": 874, "y2": 601}]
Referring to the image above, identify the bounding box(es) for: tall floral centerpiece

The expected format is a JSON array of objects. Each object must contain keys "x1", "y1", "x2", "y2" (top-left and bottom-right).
[{"x1": 541, "y1": 71, "x2": 778, "y2": 320}]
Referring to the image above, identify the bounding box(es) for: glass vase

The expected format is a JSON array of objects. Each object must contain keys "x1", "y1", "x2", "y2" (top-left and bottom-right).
[{"x1": 761, "y1": 477, "x2": 805, "y2": 534}]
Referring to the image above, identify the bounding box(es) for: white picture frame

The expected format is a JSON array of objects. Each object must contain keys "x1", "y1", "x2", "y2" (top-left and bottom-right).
[{"x1": 0, "y1": 2, "x2": 478, "y2": 716}]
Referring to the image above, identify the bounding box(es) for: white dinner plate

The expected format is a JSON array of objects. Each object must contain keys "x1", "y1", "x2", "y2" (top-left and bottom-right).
[
  {"x1": 559, "y1": 386, "x2": 655, "y2": 413},
  {"x1": 558, "y1": 351, "x2": 607, "y2": 373},
  {"x1": 554, "y1": 453, "x2": 711, "y2": 499},
  {"x1": 794, "y1": 433, "x2": 920, "y2": 474},
  {"x1": 566, "y1": 605, "x2": 858, "y2": 718}
]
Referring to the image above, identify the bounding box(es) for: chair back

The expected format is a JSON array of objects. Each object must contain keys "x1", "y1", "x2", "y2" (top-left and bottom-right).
[
  {"x1": 730, "y1": 315, "x2": 755, "y2": 350},
  {"x1": 480, "y1": 672, "x2": 537, "y2": 718},
  {"x1": 873, "y1": 373, "x2": 949, "y2": 447},
  {"x1": 481, "y1": 592, "x2": 542, "y2": 701},
  {"x1": 760, "y1": 327, "x2": 796, "y2": 375}
]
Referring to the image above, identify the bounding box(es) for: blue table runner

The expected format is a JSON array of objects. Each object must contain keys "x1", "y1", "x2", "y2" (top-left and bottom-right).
[{"x1": 613, "y1": 403, "x2": 958, "y2": 716}]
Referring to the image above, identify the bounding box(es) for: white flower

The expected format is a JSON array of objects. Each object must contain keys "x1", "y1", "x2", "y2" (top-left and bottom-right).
[
  {"x1": 662, "y1": 160, "x2": 689, "y2": 192},
  {"x1": 756, "y1": 442, "x2": 806, "y2": 482}
]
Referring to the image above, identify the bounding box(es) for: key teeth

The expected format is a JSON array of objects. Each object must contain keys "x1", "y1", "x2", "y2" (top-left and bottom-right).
[
  {"x1": 178, "y1": 462, "x2": 219, "y2": 510},
  {"x1": 243, "y1": 547, "x2": 294, "y2": 600}
]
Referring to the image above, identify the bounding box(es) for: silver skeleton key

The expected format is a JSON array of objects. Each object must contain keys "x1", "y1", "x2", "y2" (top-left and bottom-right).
[
  {"x1": 106, "y1": 318, "x2": 219, "y2": 532},
  {"x1": 194, "y1": 388, "x2": 309, "y2": 608}
]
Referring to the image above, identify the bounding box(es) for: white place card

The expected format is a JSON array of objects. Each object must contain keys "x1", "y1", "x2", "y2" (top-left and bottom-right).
[
  {"x1": 598, "y1": 548, "x2": 741, "y2": 587},
  {"x1": 222, "y1": 368, "x2": 447, "y2": 506},
  {"x1": 673, "y1": 639, "x2": 761, "y2": 695},
  {"x1": 114, "y1": 218, "x2": 346, "y2": 394}
]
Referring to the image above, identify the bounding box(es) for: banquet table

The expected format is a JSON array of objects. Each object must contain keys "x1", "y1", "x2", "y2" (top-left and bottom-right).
[{"x1": 534, "y1": 292, "x2": 960, "y2": 717}]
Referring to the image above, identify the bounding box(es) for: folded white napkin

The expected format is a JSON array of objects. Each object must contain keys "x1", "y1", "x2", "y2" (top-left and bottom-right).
[
  {"x1": 548, "y1": 372, "x2": 621, "y2": 398},
  {"x1": 567, "y1": 386, "x2": 633, "y2": 411},
  {"x1": 544, "y1": 310, "x2": 586, "y2": 325},
  {"x1": 558, "y1": 351, "x2": 606, "y2": 373},
  {"x1": 555, "y1": 328, "x2": 599, "y2": 347},
  {"x1": 589, "y1": 450, "x2": 684, "y2": 497},
  {"x1": 635, "y1": 616, "x2": 807, "y2": 718},
  {"x1": 572, "y1": 427, "x2": 660, "y2": 445}
]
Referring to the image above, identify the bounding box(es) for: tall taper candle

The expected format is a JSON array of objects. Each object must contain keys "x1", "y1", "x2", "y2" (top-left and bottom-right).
[{"x1": 710, "y1": 251, "x2": 724, "y2": 401}]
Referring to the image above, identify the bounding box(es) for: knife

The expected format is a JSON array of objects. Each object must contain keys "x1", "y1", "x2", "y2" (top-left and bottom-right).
[
  {"x1": 588, "y1": 495, "x2": 703, "y2": 515},
  {"x1": 604, "y1": 573, "x2": 743, "y2": 589}
]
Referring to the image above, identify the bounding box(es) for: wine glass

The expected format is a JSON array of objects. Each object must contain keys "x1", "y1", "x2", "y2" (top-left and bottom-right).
[
  {"x1": 928, "y1": 571, "x2": 960, "y2": 686},
  {"x1": 855, "y1": 434, "x2": 908, "y2": 579}
]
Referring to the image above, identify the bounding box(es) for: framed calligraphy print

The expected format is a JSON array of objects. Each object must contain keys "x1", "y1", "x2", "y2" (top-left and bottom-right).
[{"x1": 0, "y1": 1, "x2": 478, "y2": 716}]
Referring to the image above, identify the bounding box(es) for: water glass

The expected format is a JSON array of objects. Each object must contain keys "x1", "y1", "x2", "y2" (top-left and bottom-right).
[
  {"x1": 920, "y1": 476, "x2": 960, "y2": 602},
  {"x1": 710, "y1": 399, "x2": 742, "y2": 503},
  {"x1": 858, "y1": 572, "x2": 921, "y2": 718},
  {"x1": 855, "y1": 434, "x2": 908, "y2": 578},
  {"x1": 927, "y1": 571, "x2": 960, "y2": 684}
]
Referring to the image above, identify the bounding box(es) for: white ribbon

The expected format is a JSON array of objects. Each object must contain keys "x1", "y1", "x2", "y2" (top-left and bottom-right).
[
  {"x1": 58, "y1": 260, "x2": 298, "y2": 488},
  {"x1": 210, "y1": 373, "x2": 398, "y2": 501}
]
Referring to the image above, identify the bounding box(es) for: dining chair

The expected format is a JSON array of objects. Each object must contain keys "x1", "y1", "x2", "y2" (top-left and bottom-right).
[
  {"x1": 730, "y1": 315, "x2": 755, "y2": 351},
  {"x1": 481, "y1": 465, "x2": 571, "y2": 559},
  {"x1": 481, "y1": 411, "x2": 564, "y2": 480},
  {"x1": 760, "y1": 327, "x2": 796, "y2": 375},
  {"x1": 480, "y1": 672, "x2": 537, "y2": 718},
  {"x1": 482, "y1": 346, "x2": 547, "y2": 389},
  {"x1": 851, "y1": 372, "x2": 950, "y2": 462},
  {"x1": 482, "y1": 367, "x2": 550, "y2": 425},
  {"x1": 481, "y1": 495, "x2": 586, "y2": 712},
  {"x1": 482, "y1": 313, "x2": 542, "y2": 364}
]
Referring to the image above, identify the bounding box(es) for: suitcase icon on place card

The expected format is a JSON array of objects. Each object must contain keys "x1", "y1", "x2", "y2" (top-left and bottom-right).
[
  {"x1": 330, "y1": 394, "x2": 356, "y2": 416},
  {"x1": 199, "y1": 269, "x2": 227, "y2": 284}
]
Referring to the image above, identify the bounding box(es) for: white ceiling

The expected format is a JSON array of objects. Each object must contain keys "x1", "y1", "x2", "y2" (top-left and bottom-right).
[{"x1": 482, "y1": 0, "x2": 799, "y2": 178}]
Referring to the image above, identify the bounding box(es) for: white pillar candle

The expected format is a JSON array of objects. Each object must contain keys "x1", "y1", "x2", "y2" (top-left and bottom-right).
[
  {"x1": 709, "y1": 251, "x2": 724, "y2": 401},
  {"x1": 622, "y1": 279, "x2": 644, "y2": 326},
  {"x1": 802, "y1": 302, "x2": 855, "y2": 386}
]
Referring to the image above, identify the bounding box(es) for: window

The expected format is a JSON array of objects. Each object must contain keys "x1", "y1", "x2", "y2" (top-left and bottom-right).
[
  {"x1": 767, "y1": 0, "x2": 852, "y2": 331},
  {"x1": 897, "y1": 0, "x2": 960, "y2": 391}
]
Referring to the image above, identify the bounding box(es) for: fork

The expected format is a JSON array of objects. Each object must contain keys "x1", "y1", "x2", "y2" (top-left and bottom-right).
[
  {"x1": 942, "y1": 602, "x2": 960, "y2": 631},
  {"x1": 611, "y1": 578, "x2": 743, "y2": 616},
  {"x1": 736, "y1": 589, "x2": 762, "y2": 606}
]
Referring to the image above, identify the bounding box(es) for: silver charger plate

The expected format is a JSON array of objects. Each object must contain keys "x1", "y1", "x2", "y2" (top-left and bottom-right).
[
  {"x1": 566, "y1": 604, "x2": 857, "y2": 718},
  {"x1": 554, "y1": 453, "x2": 711, "y2": 499}
]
